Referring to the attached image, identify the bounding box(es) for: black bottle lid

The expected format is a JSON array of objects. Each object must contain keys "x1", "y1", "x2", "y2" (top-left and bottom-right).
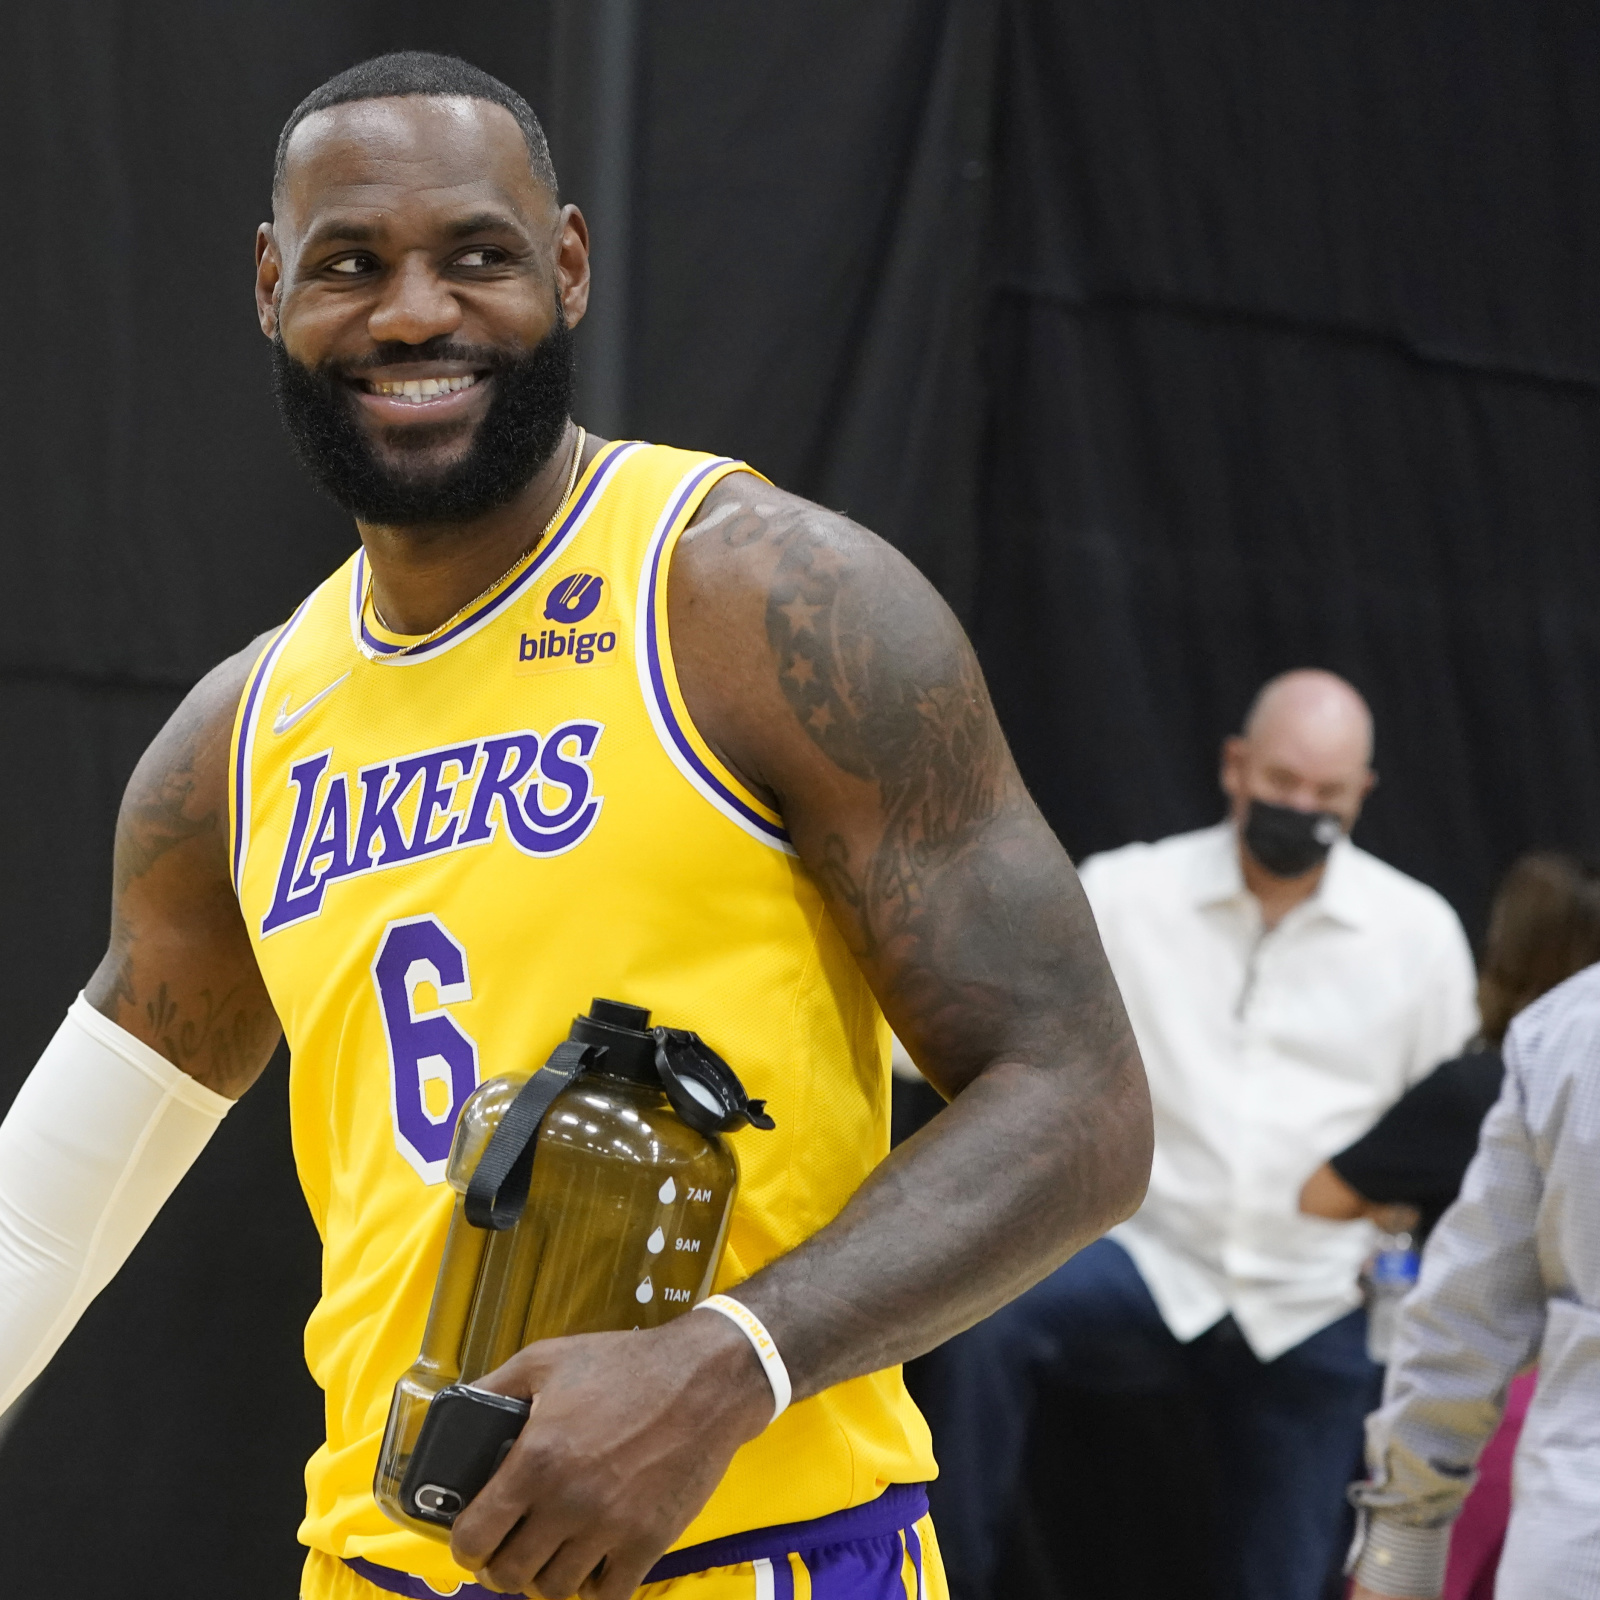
[
  {"x1": 589, "y1": 998, "x2": 650, "y2": 1030},
  {"x1": 571, "y1": 998, "x2": 658, "y2": 1084}
]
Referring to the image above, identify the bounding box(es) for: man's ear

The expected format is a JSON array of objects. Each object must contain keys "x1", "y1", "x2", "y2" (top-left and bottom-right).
[
  {"x1": 1350, "y1": 767, "x2": 1379, "y2": 821},
  {"x1": 554, "y1": 204, "x2": 592, "y2": 329},
  {"x1": 1219, "y1": 734, "x2": 1249, "y2": 801},
  {"x1": 255, "y1": 224, "x2": 282, "y2": 339}
]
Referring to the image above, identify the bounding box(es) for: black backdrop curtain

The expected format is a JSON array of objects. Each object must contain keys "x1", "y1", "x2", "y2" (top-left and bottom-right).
[
  {"x1": 0, "y1": 3, "x2": 1595, "y2": 1595},
  {"x1": 973, "y1": 0, "x2": 1600, "y2": 933}
]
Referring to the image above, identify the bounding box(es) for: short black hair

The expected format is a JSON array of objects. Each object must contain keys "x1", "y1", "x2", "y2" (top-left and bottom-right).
[{"x1": 273, "y1": 51, "x2": 558, "y2": 199}]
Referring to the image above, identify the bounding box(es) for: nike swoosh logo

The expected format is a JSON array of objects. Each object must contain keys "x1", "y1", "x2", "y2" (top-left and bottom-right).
[{"x1": 271, "y1": 671, "x2": 351, "y2": 736}]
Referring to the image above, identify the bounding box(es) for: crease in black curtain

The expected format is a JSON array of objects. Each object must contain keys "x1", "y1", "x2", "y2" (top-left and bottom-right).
[{"x1": 997, "y1": 277, "x2": 1600, "y2": 397}]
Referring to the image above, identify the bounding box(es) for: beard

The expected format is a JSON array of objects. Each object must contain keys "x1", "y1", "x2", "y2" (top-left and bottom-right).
[{"x1": 270, "y1": 316, "x2": 576, "y2": 525}]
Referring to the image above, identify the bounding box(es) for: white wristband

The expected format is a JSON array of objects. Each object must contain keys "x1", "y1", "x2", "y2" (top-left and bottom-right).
[{"x1": 696, "y1": 1293, "x2": 791, "y2": 1422}]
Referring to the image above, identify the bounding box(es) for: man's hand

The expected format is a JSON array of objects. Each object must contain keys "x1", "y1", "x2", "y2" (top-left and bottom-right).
[
  {"x1": 450, "y1": 1312, "x2": 772, "y2": 1598},
  {"x1": 1349, "y1": 1586, "x2": 1422, "y2": 1600}
]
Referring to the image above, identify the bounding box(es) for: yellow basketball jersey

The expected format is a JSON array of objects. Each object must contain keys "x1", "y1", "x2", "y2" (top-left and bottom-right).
[{"x1": 229, "y1": 442, "x2": 935, "y2": 1593}]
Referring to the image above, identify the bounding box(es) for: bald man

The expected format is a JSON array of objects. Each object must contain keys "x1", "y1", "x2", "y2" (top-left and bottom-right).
[{"x1": 920, "y1": 670, "x2": 1477, "y2": 1600}]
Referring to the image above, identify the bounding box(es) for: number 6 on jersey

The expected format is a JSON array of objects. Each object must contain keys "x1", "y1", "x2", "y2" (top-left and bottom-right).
[{"x1": 372, "y1": 915, "x2": 481, "y2": 1183}]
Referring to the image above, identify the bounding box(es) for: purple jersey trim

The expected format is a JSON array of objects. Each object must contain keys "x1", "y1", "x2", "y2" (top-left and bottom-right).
[
  {"x1": 231, "y1": 594, "x2": 314, "y2": 895},
  {"x1": 354, "y1": 441, "x2": 638, "y2": 661},
  {"x1": 639, "y1": 458, "x2": 792, "y2": 848},
  {"x1": 645, "y1": 1482, "x2": 929, "y2": 1580},
  {"x1": 343, "y1": 1555, "x2": 495, "y2": 1597},
  {"x1": 342, "y1": 1482, "x2": 928, "y2": 1596}
]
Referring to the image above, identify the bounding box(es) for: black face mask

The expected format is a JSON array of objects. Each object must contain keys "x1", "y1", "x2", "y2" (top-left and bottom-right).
[{"x1": 1242, "y1": 799, "x2": 1343, "y2": 879}]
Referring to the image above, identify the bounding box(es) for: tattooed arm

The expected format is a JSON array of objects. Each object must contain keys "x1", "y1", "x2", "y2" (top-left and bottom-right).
[
  {"x1": 668, "y1": 474, "x2": 1151, "y2": 1386},
  {"x1": 83, "y1": 640, "x2": 282, "y2": 1097},
  {"x1": 454, "y1": 477, "x2": 1149, "y2": 1599}
]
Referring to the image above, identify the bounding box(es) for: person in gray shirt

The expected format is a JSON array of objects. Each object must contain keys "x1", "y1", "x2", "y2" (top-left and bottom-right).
[{"x1": 1350, "y1": 960, "x2": 1600, "y2": 1599}]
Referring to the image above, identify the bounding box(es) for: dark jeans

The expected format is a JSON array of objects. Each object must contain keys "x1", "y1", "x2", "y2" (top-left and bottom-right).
[{"x1": 918, "y1": 1238, "x2": 1382, "y2": 1600}]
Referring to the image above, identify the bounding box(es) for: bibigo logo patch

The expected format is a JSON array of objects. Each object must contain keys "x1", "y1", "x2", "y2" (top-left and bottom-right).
[
  {"x1": 545, "y1": 572, "x2": 606, "y2": 623},
  {"x1": 517, "y1": 571, "x2": 619, "y2": 674}
]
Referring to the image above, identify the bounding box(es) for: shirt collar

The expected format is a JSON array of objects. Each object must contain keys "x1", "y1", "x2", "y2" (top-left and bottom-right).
[
  {"x1": 1190, "y1": 818, "x2": 1366, "y2": 930},
  {"x1": 1190, "y1": 821, "x2": 1249, "y2": 908}
]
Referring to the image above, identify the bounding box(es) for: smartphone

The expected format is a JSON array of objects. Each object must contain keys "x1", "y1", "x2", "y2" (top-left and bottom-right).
[{"x1": 399, "y1": 1383, "x2": 532, "y2": 1527}]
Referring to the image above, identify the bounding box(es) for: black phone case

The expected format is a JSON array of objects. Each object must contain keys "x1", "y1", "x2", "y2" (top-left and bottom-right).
[{"x1": 399, "y1": 1384, "x2": 532, "y2": 1527}]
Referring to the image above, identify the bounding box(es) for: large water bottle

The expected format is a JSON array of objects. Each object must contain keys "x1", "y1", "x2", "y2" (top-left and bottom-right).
[
  {"x1": 1364, "y1": 1231, "x2": 1421, "y2": 1365},
  {"x1": 374, "y1": 998, "x2": 773, "y2": 1539}
]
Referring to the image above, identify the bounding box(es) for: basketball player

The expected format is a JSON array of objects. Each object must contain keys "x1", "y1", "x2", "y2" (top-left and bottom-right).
[{"x1": 0, "y1": 53, "x2": 1150, "y2": 1600}]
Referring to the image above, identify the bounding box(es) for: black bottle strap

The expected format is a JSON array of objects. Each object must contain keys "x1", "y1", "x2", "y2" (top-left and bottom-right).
[{"x1": 464, "y1": 1040, "x2": 596, "y2": 1231}]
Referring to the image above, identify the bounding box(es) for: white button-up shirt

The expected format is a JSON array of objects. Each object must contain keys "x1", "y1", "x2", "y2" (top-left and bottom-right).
[{"x1": 1081, "y1": 822, "x2": 1477, "y2": 1361}]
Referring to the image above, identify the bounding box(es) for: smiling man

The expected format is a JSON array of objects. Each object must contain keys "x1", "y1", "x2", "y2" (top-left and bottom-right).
[{"x1": 0, "y1": 52, "x2": 1150, "y2": 1600}]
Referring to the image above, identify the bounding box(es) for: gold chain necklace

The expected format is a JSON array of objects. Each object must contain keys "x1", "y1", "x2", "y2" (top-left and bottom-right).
[{"x1": 360, "y1": 426, "x2": 587, "y2": 659}]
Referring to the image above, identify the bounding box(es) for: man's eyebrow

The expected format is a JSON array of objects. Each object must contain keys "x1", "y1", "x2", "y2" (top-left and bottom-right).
[
  {"x1": 300, "y1": 217, "x2": 382, "y2": 252},
  {"x1": 444, "y1": 211, "x2": 529, "y2": 239}
]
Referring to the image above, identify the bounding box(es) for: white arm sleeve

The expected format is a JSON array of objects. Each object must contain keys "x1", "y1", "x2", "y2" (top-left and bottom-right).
[{"x1": 0, "y1": 995, "x2": 232, "y2": 1412}]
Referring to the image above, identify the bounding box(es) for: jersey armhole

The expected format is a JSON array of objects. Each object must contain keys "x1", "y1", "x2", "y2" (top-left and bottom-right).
[
  {"x1": 228, "y1": 598, "x2": 314, "y2": 900},
  {"x1": 636, "y1": 458, "x2": 796, "y2": 854}
]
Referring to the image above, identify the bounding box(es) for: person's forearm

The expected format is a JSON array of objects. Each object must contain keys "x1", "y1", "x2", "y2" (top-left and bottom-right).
[
  {"x1": 0, "y1": 998, "x2": 232, "y2": 1410},
  {"x1": 1299, "y1": 1161, "x2": 1367, "y2": 1219},
  {"x1": 733, "y1": 1040, "x2": 1150, "y2": 1399},
  {"x1": 1300, "y1": 1164, "x2": 1420, "y2": 1233}
]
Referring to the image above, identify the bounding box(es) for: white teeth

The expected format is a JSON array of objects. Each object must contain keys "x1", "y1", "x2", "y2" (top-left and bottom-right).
[{"x1": 369, "y1": 373, "x2": 479, "y2": 401}]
